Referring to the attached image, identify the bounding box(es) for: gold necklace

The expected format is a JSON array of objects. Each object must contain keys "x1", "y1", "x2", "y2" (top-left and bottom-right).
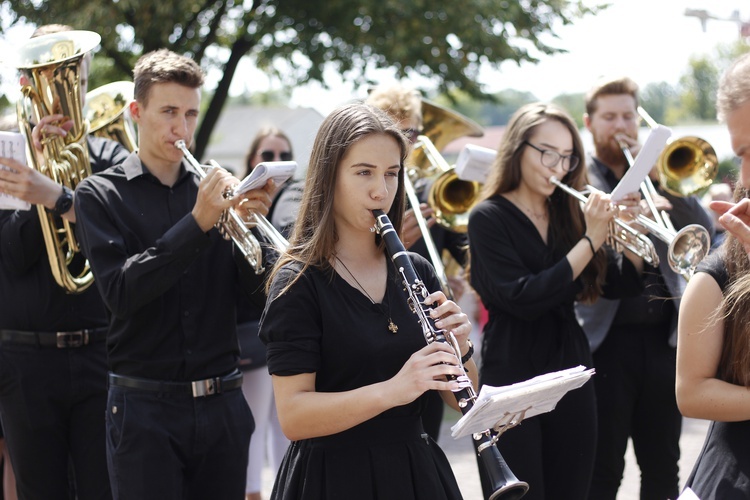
[{"x1": 335, "y1": 256, "x2": 398, "y2": 334}]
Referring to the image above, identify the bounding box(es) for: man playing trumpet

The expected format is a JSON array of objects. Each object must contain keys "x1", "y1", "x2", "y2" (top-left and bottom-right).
[
  {"x1": 576, "y1": 76, "x2": 715, "y2": 500},
  {"x1": 74, "y1": 48, "x2": 274, "y2": 499}
]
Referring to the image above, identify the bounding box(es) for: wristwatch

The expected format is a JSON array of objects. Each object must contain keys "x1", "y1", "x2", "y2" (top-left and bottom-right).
[{"x1": 47, "y1": 186, "x2": 74, "y2": 216}]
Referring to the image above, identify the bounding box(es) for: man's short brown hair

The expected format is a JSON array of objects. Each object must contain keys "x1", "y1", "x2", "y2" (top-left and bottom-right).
[
  {"x1": 584, "y1": 76, "x2": 639, "y2": 115},
  {"x1": 133, "y1": 49, "x2": 205, "y2": 106}
]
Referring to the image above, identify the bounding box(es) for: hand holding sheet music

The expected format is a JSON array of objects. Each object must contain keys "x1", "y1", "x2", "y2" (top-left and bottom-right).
[
  {"x1": 610, "y1": 125, "x2": 671, "y2": 202},
  {"x1": 0, "y1": 131, "x2": 31, "y2": 211},
  {"x1": 234, "y1": 161, "x2": 297, "y2": 196},
  {"x1": 450, "y1": 365, "x2": 595, "y2": 439}
]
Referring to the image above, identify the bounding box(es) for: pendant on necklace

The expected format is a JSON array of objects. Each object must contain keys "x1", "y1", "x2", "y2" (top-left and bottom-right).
[{"x1": 388, "y1": 319, "x2": 399, "y2": 334}]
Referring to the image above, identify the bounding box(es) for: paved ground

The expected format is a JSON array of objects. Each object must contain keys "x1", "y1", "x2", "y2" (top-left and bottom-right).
[{"x1": 260, "y1": 414, "x2": 710, "y2": 499}]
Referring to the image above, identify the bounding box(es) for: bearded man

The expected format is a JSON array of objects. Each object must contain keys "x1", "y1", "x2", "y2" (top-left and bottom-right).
[{"x1": 575, "y1": 77, "x2": 715, "y2": 500}]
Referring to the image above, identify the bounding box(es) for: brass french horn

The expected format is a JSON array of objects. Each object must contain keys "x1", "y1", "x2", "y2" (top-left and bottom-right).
[
  {"x1": 408, "y1": 100, "x2": 484, "y2": 233},
  {"x1": 14, "y1": 30, "x2": 101, "y2": 293}
]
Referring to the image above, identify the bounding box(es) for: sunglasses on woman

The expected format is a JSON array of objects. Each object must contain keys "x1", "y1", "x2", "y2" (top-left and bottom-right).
[{"x1": 260, "y1": 150, "x2": 293, "y2": 162}]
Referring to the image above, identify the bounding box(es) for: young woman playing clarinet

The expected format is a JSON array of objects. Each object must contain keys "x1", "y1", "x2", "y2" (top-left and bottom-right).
[
  {"x1": 467, "y1": 102, "x2": 644, "y2": 499},
  {"x1": 259, "y1": 101, "x2": 473, "y2": 499}
]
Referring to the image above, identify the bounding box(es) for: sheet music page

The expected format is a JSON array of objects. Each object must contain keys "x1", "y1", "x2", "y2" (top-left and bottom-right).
[
  {"x1": 0, "y1": 131, "x2": 31, "y2": 211},
  {"x1": 450, "y1": 366, "x2": 595, "y2": 439},
  {"x1": 610, "y1": 125, "x2": 671, "y2": 201},
  {"x1": 456, "y1": 144, "x2": 495, "y2": 183},
  {"x1": 235, "y1": 161, "x2": 297, "y2": 196}
]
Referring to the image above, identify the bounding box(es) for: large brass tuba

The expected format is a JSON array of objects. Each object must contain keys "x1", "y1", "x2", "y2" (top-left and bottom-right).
[
  {"x1": 408, "y1": 100, "x2": 484, "y2": 233},
  {"x1": 84, "y1": 81, "x2": 138, "y2": 152},
  {"x1": 15, "y1": 30, "x2": 101, "y2": 293}
]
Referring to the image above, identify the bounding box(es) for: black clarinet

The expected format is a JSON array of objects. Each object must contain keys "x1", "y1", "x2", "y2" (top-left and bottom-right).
[{"x1": 372, "y1": 210, "x2": 529, "y2": 500}]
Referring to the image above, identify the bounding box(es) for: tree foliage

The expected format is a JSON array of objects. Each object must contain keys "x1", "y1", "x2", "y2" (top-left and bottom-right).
[{"x1": 3, "y1": 0, "x2": 600, "y2": 158}]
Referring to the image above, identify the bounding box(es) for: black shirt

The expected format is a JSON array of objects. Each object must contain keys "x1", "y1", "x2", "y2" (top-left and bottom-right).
[
  {"x1": 590, "y1": 158, "x2": 677, "y2": 328},
  {"x1": 74, "y1": 152, "x2": 268, "y2": 381},
  {"x1": 468, "y1": 194, "x2": 642, "y2": 385},
  {"x1": 0, "y1": 136, "x2": 129, "y2": 330}
]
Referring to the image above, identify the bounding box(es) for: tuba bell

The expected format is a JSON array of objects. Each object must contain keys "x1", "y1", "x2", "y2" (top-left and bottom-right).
[
  {"x1": 408, "y1": 100, "x2": 484, "y2": 233},
  {"x1": 84, "y1": 81, "x2": 138, "y2": 152},
  {"x1": 14, "y1": 30, "x2": 101, "y2": 293}
]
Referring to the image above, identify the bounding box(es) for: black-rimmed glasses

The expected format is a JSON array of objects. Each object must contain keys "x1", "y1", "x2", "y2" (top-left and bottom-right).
[
  {"x1": 523, "y1": 141, "x2": 580, "y2": 172},
  {"x1": 260, "y1": 150, "x2": 293, "y2": 162}
]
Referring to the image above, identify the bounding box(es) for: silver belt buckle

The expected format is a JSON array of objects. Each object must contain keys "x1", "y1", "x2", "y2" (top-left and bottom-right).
[
  {"x1": 191, "y1": 377, "x2": 220, "y2": 398},
  {"x1": 56, "y1": 331, "x2": 86, "y2": 348}
]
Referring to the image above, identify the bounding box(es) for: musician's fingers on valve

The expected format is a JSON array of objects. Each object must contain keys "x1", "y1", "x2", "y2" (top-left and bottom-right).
[
  {"x1": 192, "y1": 168, "x2": 235, "y2": 231},
  {"x1": 31, "y1": 114, "x2": 74, "y2": 150}
]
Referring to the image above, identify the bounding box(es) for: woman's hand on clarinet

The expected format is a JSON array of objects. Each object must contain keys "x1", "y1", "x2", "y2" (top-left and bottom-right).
[
  {"x1": 389, "y1": 343, "x2": 468, "y2": 406},
  {"x1": 424, "y1": 291, "x2": 472, "y2": 352}
]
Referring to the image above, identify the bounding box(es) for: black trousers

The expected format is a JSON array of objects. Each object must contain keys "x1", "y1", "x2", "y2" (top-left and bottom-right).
[
  {"x1": 106, "y1": 382, "x2": 254, "y2": 500},
  {"x1": 0, "y1": 341, "x2": 110, "y2": 500},
  {"x1": 492, "y1": 377, "x2": 597, "y2": 500},
  {"x1": 588, "y1": 324, "x2": 682, "y2": 500}
]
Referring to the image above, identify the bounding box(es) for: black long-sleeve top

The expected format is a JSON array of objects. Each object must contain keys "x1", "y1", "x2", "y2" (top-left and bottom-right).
[
  {"x1": 74, "y1": 152, "x2": 269, "y2": 381},
  {"x1": 468, "y1": 194, "x2": 643, "y2": 386},
  {"x1": 0, "y1": 136, "x2": 129, "y2": 330}
]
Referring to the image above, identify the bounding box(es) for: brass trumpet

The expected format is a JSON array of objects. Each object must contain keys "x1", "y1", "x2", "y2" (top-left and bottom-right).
[
  {"x1": 174, "y1": 140, "x2": 288, "y2": 274},
  {"x1": 549, "y1": 176, "x2": 660, "y2": 266}
]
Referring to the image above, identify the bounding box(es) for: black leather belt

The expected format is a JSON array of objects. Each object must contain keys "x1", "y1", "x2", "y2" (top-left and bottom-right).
[
  {"x1": 0, "y1": 327, "x2": 108, "y2": 348},
  {"x1": 108, "y1": 370, "x2": 243, "y2": 398}
]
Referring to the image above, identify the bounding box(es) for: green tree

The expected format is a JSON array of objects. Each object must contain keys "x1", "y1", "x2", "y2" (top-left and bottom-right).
[
  {"x1": 678, "y1": 56, "x2": 719, "y2": 122},
  {"x1": 3, "y1": 0, "x2": 602, "y2": 158},
  {"x1": 552, "y1": 93, "x2": 584, "y2": 128},
  {"x1": 639, "y1": 81, "x2": 678, "y2": 125}
]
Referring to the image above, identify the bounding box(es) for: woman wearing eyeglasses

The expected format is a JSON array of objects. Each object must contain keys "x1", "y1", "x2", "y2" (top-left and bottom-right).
[
  {"x1": 467, "y1": 102, "x2": 643, "y2": 499},
  {"x1": 239, "y1": 125, "x2": 295, "y2": 500}
]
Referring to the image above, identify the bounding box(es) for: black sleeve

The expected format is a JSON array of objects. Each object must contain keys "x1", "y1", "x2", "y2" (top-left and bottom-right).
[{"x1": 468, "y1": 202, "x2": 578, "y2": 319}]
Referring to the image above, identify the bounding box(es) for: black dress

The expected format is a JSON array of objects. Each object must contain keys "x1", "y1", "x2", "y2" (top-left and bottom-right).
[
  {"x1": 259, "y1": 253, "x2": 463, "y2": 500},
  {"x1": 467, "y1": 195, "x2": 642, "y2": 499},
  {"x1": 684, "y1": 252, "x2": 750, "y2": 499}
]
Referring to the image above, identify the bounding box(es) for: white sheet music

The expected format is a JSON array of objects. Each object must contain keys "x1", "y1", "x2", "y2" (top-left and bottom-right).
[
  {"x1": 610, "y1": 125, "x2": 671, "y2": 202},
  {"x1": 450, "y1": 365, "x2": 595, "y2": 439},
  {"x1": 0, "y1": 131, "x2": 31, "y2": 211},
  {"x1": 234, "y1": 161, "x2": 297, "y2": 195},
  {"x1": 456, "y1": 144, "x2": 496, "y2": 183}
]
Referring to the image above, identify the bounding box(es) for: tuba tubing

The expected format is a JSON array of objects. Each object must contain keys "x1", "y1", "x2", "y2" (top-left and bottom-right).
[
  {"x1": 372, "y1": 209, "x2": 529, "y2": 500},
  {"x1": 174, "y1": 140, "x2": 288, "y2": 274}
]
